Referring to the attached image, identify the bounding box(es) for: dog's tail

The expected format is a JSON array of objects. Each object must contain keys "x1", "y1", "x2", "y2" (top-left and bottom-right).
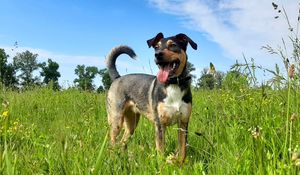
[{"x1": 106, "y1": 45, "x2": 137, "y2": 81}]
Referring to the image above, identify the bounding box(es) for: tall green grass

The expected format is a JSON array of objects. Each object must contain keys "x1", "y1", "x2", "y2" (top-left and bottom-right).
[{"x1": 0, "y1": 86, "x2": 299, "y2": 174}]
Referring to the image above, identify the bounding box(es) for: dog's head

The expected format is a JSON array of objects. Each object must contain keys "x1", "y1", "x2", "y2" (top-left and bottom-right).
[{"x1": 147, "y1": 33, "x2": 197, "y2": 84}]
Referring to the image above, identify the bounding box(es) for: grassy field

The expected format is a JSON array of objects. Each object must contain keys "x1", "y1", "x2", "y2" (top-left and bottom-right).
[{"x1": 0, "y1": 85, "x2": 300, "y2": 174}]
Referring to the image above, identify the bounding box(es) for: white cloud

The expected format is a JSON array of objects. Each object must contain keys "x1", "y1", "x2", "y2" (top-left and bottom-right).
[{"x1": 149, "y1": 0, "x2": 299, "y2": 69}]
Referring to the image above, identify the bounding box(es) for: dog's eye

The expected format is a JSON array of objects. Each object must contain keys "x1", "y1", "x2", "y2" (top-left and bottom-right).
[
  {"x1": 154, "y1": 45, "x2": 159, "y2": 50},
  {"x1": 169, "y1": 43, "x2": 177, "y2": 48}
]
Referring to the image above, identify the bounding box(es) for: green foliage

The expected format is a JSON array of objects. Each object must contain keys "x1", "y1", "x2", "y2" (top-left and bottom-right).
[
  {"x1": 197, "y1": 73, "x2": 215, "y2": 90},
  {"x1": 196, "y1": 68, "x2": 225, "y2": 90},
  {"x1": 13, "y1": 50, "x2": 41, "y2": 88},
  {"x1": 222, "y1": 70, "x2": 249, "y2": 91},
  {"x1": 214, "y1": 71, "x2": 225, "y2": 88},
  {"x1": 98, "y1": 68, "x2": 112, "y2": 91},
  {"x1": 74, "y1": 65, "x2": 98, "y2": 91},
  {"x1": 0, "y1": 49, "x2": 17, "y2": 88},
  {"x1": 0, "y1": 48, "x2": 8, "y2": 77},
  {"x1": 187, "y1": 61, "x2": 196, "y2": 73},
  {"x1": 40, "y1": 59, "x2": 61, "y2": 90}
]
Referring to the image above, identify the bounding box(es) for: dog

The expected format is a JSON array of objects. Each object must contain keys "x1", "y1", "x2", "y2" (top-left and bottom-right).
[{"x1": 105, "y1": 32, "x2": 197, "y2": 162}]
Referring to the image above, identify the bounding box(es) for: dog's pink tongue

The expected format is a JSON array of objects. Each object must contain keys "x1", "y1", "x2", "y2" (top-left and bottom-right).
[{"x1": 157, "y1": 65, "x2": 171, "y2": 84}]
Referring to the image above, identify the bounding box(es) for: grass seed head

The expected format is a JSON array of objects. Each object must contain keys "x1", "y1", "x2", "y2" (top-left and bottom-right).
[
  {"x1": 290, "y1": 113, "x2": 298, "y2": 122},
  {"x1": 1, "y1": 100, "x2": 9, "y2": 109},
  {"x1": 288, "y1": 64, "x2": 295, "y2": 79}
]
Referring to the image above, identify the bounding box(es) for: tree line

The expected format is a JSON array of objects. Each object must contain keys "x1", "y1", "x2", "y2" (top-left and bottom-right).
[
  {"x1": 0, "y1": 48, "x2": 249, "y2": 92},
  {"x1": 0, "y1": 49, "x2": 111, "y2": 91}
]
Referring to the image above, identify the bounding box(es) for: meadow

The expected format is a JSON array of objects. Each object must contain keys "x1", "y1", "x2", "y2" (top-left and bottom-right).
[{"x1": 0, "y1": 83, "x2": 299, "y2": 174}]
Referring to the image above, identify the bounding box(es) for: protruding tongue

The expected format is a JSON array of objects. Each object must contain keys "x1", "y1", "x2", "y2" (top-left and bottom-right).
[{"x1": 157, "y1": 64, "x2": 172, "y2": 84}]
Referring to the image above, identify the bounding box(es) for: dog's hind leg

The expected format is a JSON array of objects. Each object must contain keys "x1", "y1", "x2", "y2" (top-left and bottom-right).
[
  {"x1": 106, "y1": 89, "x2": 126, "y2": 146},
  {"x1": 121, "y1": 110, "x2": 140, "y2": 146},
  {"x1": 108, "y1": 113, "x2": 124, "y2": 146}
]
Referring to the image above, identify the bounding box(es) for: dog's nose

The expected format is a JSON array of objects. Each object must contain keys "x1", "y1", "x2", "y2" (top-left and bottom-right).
[{"x1": 155, "y1": 51, "x2": 164, "y2": 60}]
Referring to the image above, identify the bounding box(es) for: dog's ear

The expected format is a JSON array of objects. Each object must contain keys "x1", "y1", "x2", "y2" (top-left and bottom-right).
[
  {"x1": 175, "y1": 33, "x2": 198, "y2": 50},
  {"x1": 147, "y1": 32, "x2": 164, "y2": 48}
]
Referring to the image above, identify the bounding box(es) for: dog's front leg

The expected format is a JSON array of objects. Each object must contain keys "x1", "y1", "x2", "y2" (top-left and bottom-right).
[
  {"x1": 178, "y1": 121, "x2": 188, "y2": 162},
  {"x1": 155, "y1": 122, "x2": 166, "y2": 154},
  {"x1": 177, "y1": 102, "x2": 191, "y2": 162}
]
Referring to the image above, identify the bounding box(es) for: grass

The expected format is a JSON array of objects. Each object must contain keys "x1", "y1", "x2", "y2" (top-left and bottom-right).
[{"x1": 0, "y1": 85, "x2": 300, "y2": 174}]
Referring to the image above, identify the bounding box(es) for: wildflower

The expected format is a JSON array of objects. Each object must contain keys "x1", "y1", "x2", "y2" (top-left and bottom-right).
[
  {"x1": 90, "y1": 167, "x2": 95, "y2": 173},
  {"x1": 249, "y1": 126, "x2": 262, "y2": 139},
  {"x1": 292, "y1": 152, "x2": 300, "y2": 161},
  {"x1": 1, "y1": 111, "x2": 9, "y2": 119},
  {"x1": 288, "y1": 64, "x2": 295, "y2": 79},
  {"x1": 292, "y1": 151, "x2": 300, "y2": 166},
  {"x1": 12, "y1": 121, "x2": 20, "y2": 131}
]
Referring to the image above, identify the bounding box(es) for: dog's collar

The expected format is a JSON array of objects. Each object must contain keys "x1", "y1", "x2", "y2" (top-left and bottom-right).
[{"x1": 167, "y1": 75, "x2": 192, "y2": 85}]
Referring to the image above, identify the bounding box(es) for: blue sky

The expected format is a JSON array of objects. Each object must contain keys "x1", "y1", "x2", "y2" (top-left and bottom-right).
[{"x1": 0, "y1": 0, "x2": 299, "y2": 87}]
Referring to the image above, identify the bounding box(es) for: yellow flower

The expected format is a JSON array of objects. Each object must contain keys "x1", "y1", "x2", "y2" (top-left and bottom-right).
[{"x1": 1, "y1": 111, "x2": 9, "y2": 119}]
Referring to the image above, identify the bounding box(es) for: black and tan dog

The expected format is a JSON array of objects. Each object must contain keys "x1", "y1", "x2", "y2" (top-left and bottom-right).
[{"x1": 106, "y1": 32, "x2": 197, "y2": 162}]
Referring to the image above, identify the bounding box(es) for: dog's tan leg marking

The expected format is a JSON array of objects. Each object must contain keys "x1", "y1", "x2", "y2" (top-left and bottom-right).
[
  {"x1": 178, "y1": 122, "x2": 188, "y2": 162},
  {"x1": 155, "y1": 102, "x2": 168, "y2": 153},
  {"x1": 177, "y1": 103, "x2": 192, "y2": 162}
]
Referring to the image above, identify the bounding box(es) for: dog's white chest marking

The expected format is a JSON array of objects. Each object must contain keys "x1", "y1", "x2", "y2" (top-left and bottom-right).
[
  {"x1": 159, "y1": 85, "x2": 190, "y2": 125},
  {"x1": 164, "y1": 85, "x2": 185, "y2": 111}
]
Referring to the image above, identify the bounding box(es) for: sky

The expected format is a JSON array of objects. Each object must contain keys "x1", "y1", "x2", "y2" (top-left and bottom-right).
[{"x1": 0, "y1": 0, "x2": 299, "y2": 87}]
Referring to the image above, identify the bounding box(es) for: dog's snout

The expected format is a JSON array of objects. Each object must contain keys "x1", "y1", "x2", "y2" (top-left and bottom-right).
[{"x1": 155, "y1": 51, "x2": 164, "y2": 59}]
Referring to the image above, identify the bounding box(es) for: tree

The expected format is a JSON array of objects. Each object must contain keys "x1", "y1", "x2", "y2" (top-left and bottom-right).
[
  {"x1": 40, "y1": 59, "x2": 61, "y2": 90},
  {"x1": 187, "y1": 61, "x2": 196, "y2": 73},
  {"x1": 74, "y1": 65, "x2": 98, "y2": 91},
  {"x1": 0, "y1": 48, "x2": 17, "y2": 88},
  {"x1": 13, "y1": 50, "x2": 40, "y2": 87},
  {"x1": 196, "y1": 68, "x2": 215, "y2": 90},
  {"x1": 0, "y1": 49, "x2": 8, "y2": 78},
  {"x1": 99, "y1": 68, "x2": 112, "y2": 91},
  {"x1": 214, "y1": 71, "x2": 225, "y2": 89},
  {"x1": 196, "y1": 66, "x2": 225, "y2": 90},
  {"x1": 222, "y1": 70, "x2": 249, "y2": 91},
  {"x1": 186, "y1": 61, "x2": 196, "y2": 81}
]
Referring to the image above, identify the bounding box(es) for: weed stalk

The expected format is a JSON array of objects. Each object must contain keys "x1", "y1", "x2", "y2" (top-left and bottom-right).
[{"x1": 284, "y1": 77, "x2": 291, "y2": 161}]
